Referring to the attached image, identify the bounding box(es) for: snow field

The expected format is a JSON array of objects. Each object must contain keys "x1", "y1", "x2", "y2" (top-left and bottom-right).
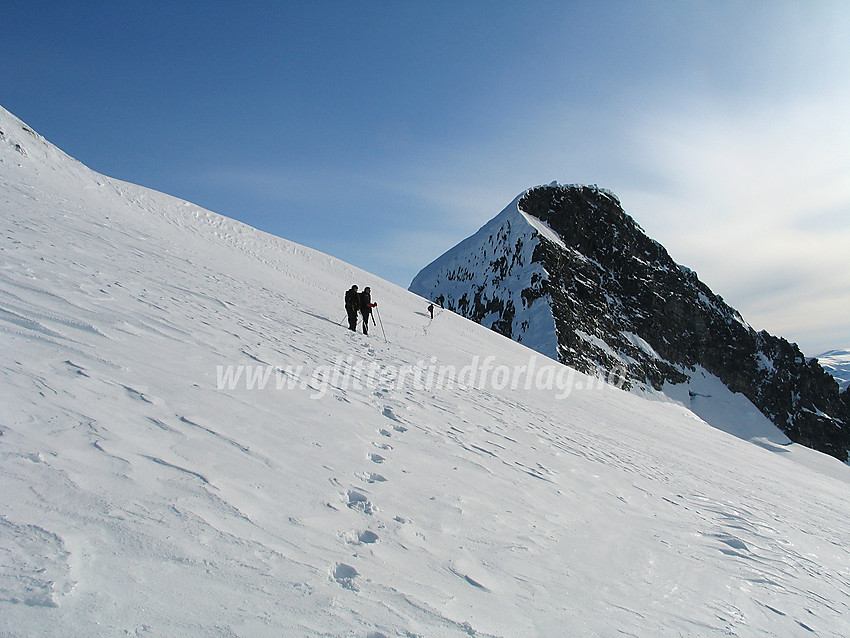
[{"x1": 2, "y1": 105, "x2": 850, "y2": 636}]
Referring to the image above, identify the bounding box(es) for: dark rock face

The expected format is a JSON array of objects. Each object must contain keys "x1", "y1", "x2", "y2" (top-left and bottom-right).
[{"x1": 416, "y1": 184, "x2": 850, "y2": 461}]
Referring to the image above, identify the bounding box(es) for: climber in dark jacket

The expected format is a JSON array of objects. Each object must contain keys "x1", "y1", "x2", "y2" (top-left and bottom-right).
[
  {"x1": 359, "y1": 287, "x2": 377, "y2": 335},
  {"x1": 344, "y1": 285, "x2": 359, "y2": 331}
]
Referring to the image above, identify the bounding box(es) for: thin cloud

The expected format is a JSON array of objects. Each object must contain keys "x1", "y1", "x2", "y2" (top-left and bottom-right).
[{"x1": 619, "y1": 91, "x2": 850, "y2": 354}]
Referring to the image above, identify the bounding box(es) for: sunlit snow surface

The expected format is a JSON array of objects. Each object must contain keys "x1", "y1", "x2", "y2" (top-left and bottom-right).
[{"x1": 2, "y1": 106, "x2": 849, "y2": 637}]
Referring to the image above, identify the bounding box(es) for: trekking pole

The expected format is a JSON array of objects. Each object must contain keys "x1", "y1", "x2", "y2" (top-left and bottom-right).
[{"x1": 375, "y1": 307, "x2": 388, "y2": 343}]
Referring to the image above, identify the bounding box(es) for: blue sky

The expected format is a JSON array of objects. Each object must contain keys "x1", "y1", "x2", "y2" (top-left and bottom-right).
[{"x1": 3, "y1": 1, "x2": 849, "y2": 355}]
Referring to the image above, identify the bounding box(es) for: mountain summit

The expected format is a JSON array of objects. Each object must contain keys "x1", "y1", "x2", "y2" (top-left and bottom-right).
[{"x1": 411, "y1": 183, "x2": 850, "y2": 461}]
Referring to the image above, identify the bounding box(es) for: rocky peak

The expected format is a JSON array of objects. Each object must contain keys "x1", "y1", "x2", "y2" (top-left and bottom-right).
[{"x1": 411, "y1": 183, "x2": 850, "y2": 461}]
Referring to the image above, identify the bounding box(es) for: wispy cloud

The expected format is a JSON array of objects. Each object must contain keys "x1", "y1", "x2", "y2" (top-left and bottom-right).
[{"x1": 619, "y1": 90, "x2": 850, "y2": 354}]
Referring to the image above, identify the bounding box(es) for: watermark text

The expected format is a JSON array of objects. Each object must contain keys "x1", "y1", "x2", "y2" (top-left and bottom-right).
[{"x1": 216, "y1": 355, "x2": 626, "y2": 400}]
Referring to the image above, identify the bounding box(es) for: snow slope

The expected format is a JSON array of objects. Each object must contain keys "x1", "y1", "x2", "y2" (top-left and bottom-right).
[
  {"x1": 410, "y1": 195, "x2": 560, "y2": 359},
  {"x1": 2, "y1": 105, "x2": 850, "y2": 637}
]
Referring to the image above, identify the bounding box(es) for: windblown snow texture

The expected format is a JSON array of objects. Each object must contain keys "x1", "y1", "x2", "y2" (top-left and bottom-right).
[
  {"x1": 3, "y1": 106, "x2": 850, "y2": 637},
  {"x1": 411, "y1": 184, "x2": 850, "y2": 461}
]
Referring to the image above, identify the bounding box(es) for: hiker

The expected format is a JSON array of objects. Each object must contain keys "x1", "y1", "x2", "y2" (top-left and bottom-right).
[
  {"x1": 428, "y1": 303, "x2": 434, "y2": 319},
  {"x1": 344, "y1": 285, "x2": 359, "y2": 331},
  {"x1": 359, "y1": 286, "x2": 377, "y2": 335}
]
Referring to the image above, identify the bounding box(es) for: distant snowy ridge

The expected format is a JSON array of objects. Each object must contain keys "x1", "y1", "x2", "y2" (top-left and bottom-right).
[
  {"x1": 411, "y1": 183, "x2": 850, "y2": 461},
  {"x1": 3, "y1": 104, "x2": 850, "y2": 637},
  {"x1": 816, "y1": 348, "x2": 850, "y2": 391}
]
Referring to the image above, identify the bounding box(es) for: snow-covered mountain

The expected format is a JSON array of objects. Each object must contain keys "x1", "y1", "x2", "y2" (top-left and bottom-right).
[
  {"x1": 411, "y1": 184, "x2": 850, "y2": 461},
  {"x1": 3, "y1": 105, "x2": 850, "y2": 637},
  {"x1": 816, "y1": 348, "x2": 850, "y2": 391}
]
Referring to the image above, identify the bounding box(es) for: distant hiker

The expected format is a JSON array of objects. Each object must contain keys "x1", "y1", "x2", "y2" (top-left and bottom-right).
[
  {"x1": 359, "y1": 287, "x2": 377, "y2": 335},
  {"x1": 428, "y1": 303, "x2": 434, "y2": 319},
  {"x1": 344, "y1": 285, "x2": 359, "y2": 331}
]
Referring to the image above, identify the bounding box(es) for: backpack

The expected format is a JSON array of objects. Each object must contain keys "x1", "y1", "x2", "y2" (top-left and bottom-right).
[{"x1": 345, "y1": 288, "x2": 358, "y2": 308}]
